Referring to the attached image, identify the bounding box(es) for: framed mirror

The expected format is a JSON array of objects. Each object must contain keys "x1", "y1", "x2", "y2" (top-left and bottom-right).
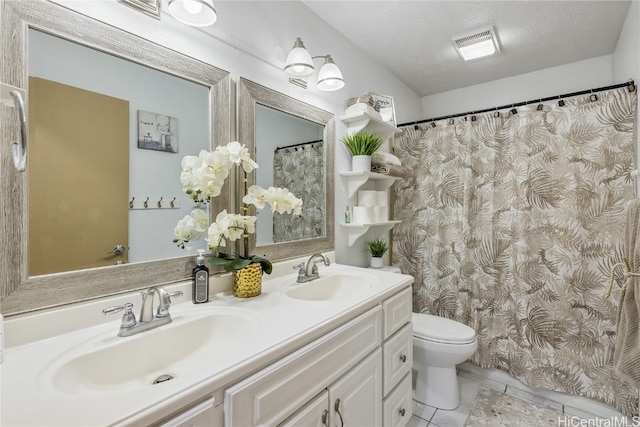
[
  {"x1": 237, "y1": 78, "x2": 334, "y2": 262},
  {"x1": 0, "y1": 0, "x2": 231, "y2": 315}
]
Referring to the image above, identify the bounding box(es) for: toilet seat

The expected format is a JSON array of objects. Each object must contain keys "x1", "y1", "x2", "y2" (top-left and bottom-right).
[{"x1": 412, "y1": 312, "x2": 476, "y2": 344}]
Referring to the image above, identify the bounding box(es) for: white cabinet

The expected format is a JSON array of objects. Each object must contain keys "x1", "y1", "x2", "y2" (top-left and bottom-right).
[
  {"x1": 381, "y1": 287, "x2": 413, "y2": 427},
  {"x1": 224, "y1": 286, "x2": 412, "y2": 427},
  {"x1": 279, "y1": 350, "x2": 382, "y2": 427},
  {"x1": 224, "y1": 306, "x2": 382, "y2": 426},
  {"x1": 156, "y1": 397, "x2": 217, "y2": 427},
  {"x1": 329, "y1": 349, "x2": 382, "y2": 427},
  {"x1": 279, "y1": 390, "x2": 329, "y2": 427}
]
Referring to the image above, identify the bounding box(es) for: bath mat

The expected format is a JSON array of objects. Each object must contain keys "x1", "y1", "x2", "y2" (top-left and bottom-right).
[{"x1": 463, "y1": 387, "x2": 563, "y2": 427}]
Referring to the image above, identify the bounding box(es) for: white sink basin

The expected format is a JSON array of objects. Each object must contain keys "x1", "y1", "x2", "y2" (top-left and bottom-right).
[
  {"x1": 285, "y1": 271, "x2": 378, "y2": 301},
  {"x1": 48, "y1": 308, "x2": 258, "y2": 395}
]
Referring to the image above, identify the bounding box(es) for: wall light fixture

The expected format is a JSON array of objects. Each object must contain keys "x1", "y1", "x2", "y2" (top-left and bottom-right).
[
  {"x1": 284, "y1": 38, "x2": 345, "y2": 91},
  {"x1": 168, "y1": 0, "x2": 217, "y2": 27}
]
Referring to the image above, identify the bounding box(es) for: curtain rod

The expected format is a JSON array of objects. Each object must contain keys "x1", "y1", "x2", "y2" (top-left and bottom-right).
[
  {"x1": 398, "y1": 79, "x2": 636, "y2": 128},
  {"x1": 276, "y1": 139, "x2": 323, "y2": 150}
]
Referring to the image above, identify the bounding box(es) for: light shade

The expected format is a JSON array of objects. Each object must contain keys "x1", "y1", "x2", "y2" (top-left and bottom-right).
[
  {"x1": 284, "y1": 38, "x2": 315, "y2": 78},
  {"x1": 316, "y1": 55, "x2": 344, "y2": 91},
  {"x1": 168, "y1": 0, "x2": 217, "y2": 27},
  {"x1": 453, "y1": 26, "x2": 500, "y2": 61}
]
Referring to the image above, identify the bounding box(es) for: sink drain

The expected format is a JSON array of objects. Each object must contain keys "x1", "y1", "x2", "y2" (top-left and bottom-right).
[{"x1": 153, "y1": 374, "x2": 174, "y2": 385}]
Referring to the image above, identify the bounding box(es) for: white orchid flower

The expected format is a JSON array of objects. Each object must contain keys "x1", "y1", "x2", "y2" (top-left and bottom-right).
[{"x1": 243, "y1": 185, "x2": 267, "y2": 209}]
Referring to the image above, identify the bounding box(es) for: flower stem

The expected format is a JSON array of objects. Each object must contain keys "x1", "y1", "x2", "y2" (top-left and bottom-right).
[{"x1": 243, "y1": 170, "x2": 249, "y2": 259}]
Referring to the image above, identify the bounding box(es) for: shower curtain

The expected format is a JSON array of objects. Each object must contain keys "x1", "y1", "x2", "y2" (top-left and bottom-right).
[
  {"x1": 273, "y1": 141, "x2": 324, "y2": 242},
  {"x1": 393, "y1": 87, "x2": 638, "y2": 415}
]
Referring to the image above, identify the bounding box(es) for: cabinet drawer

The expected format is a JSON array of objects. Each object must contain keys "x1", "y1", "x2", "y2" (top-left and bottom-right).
[
  {"x1": 383, "y1": 287, "x2": 412, "y2": 339},
  {"x1": 383, "y1": 373, "x2": 412, "y2": 427},
  {"x1": 383, "y1": 322, "x2": 413, "y2": 396},
  {"x1": 156, "y1": 397, "x2": 215, "y2": 427},
  {"x1": 225, "y1": 306, "x2": 382, "y2": 427}
]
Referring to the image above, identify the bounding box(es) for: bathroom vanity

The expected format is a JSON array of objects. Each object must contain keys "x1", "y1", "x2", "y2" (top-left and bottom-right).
[{"x1": 1, "y1": 256, "x2": 413, "y2": 426}]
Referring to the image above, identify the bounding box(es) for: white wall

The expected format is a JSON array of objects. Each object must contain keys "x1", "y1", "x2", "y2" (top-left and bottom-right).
[
  {"x1": 613, "y1": 0, "x2": 639, "y2": 183},
  {"x1": 613, "y1": 0, "x2": 639, "y2": 84},
  {"x1": 420, "y1": 55, "x2": 615, "y2": 120},
  {"x1": 52, "y1": 0, "x2": 423, "y2": 268}
]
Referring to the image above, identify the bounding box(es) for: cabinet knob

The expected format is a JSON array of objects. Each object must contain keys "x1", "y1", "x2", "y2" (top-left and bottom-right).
[
  {"x1": 399, "y1": 408, "x2": 406, "y2": 416},
  {"x1": 400, "y1": 354, "x2": 407, "y2": 363}
]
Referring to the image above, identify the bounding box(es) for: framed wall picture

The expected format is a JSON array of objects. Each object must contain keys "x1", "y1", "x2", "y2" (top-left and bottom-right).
[
  {"x1": 369, "y1": 92, "x2": 396, "y2": 126},
  {"x1": 137, "y1": 110, "x2": 179, "y2": 153},
  {"x1": 118, "y1": 0, "x2": 161, "y2": 19}
]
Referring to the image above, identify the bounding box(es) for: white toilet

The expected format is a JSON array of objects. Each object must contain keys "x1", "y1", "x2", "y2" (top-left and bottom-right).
[{"x1": 412, "y1": 312, "x2": 478, "y2": 410}]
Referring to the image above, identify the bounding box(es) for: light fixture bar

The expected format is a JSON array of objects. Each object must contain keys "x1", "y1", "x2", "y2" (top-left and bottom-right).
[{"x1": 284, "y1": 38, "x2": 345, "y2": 91}]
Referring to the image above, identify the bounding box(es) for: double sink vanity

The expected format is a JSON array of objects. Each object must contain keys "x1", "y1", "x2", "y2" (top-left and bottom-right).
[{"x1": 1, "y1": 254, "x2": 414, "y2": 426}]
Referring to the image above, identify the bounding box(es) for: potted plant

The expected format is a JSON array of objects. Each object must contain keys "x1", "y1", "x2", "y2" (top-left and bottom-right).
[
  {"x1": 367, "y1": 237, "x2": 388, "y2": 268},
  {"x1": 341, "y1": 131, "x2": 383, "y2": 172},
  {"x1": 173, "y1": 141, "x2": 303, "y2": 298}
]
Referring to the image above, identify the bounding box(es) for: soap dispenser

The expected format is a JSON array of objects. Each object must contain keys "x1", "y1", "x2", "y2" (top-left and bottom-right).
[{"x1": 192, "y1": 249, "x2": 209, "y2": 304}]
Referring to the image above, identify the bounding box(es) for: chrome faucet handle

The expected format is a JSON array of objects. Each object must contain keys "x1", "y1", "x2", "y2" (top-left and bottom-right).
[
  {"x1": 102, "y1": 302, "x2": 136, "y2": 328},
  {"x1": 293, "y1": 262, "x2": 306, "y2": 277},
  {"x1": 168, "y1": 290, "x2": 184, "y2": 302},
  {"x1": 156, "y1": 290, "x2": 183, "y2": 317}
]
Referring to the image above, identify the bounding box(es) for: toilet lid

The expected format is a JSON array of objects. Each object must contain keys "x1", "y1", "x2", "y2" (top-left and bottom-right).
[{"x1": 412, "y1": 312, "x2": 476, "y2": 344}]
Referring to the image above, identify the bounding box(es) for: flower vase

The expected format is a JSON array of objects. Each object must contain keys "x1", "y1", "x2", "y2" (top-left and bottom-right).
[
  {"x1": 233, "y1": 263, "x2": 262, "y2": 298},
  {"x1": 370, "y1": 256, "x2": 384, "y2": 268},
  {"x1": 352, "y1": 155, "x2": 372, "y2": 173}
]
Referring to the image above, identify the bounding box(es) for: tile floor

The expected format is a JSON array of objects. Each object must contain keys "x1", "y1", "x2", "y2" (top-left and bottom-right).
[{"x1": 407, "y1": 365, "x2": 629, "y2": 427}]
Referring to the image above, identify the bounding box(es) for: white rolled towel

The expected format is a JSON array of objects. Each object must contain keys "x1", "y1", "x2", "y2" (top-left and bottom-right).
[{"x1": 372, "y1": 152, "x2": 402, "y2": 166}]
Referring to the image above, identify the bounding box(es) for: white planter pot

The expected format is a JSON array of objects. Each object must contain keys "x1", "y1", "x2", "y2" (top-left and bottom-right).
[
  {"x1": 352, "y1": 155, "x2": 371, "y2": 173},
  {"x1": 370, "y1": 257, "x2": 384, "y2": 268}
]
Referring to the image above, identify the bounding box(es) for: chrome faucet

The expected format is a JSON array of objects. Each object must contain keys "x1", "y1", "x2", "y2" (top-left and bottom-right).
[
  {"x1": 294, "y1": 253, "x2": 331, "y2": 283},
  {"x1": 102, "y1": 286, "x2": 183, "y2": 337}
]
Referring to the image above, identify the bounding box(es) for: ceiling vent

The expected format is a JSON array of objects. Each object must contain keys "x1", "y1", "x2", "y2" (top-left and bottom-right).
[{"x1": 452, "y1": 26, "x2": 500, "y2": 61}]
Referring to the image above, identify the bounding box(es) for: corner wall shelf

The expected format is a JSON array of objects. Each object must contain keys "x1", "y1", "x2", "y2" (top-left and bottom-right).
[
  {"x1": 339, "y1": 172, "x2": 401, "y2": 199},
  {"x1": 340, "y1": 111, "x2": 400, "y2": 141},
  {"x1": 339, "y1": 220, "x2": 401, "y2": 247}
]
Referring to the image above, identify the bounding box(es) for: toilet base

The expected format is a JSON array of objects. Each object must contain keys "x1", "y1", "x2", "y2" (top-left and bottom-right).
[{"x1": 413, "y1": 365, "x2": 460, "y2": 410}]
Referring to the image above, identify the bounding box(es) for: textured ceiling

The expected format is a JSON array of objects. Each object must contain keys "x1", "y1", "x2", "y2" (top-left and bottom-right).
[{"x1": 302, "y1": 0, "x2": 632, "y2": 97}]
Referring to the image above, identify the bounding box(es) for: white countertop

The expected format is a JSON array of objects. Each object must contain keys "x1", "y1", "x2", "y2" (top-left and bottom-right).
[{"x1": 1, "y1": 256, "x2": 413, "y2": 426}]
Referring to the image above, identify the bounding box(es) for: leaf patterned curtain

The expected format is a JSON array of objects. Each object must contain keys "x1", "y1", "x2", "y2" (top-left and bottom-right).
[
  {"x1": 273, "y1": 142, "x2": 325, "y2": 242},
  {"x1": 393, "y1": 87, "x2": 638, "y2": 415}
]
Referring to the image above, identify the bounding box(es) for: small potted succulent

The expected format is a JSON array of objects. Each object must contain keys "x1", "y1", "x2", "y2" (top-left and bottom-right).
[
  {"x1": 367, "y1": 237, "x2": 388, "y2": 268},
  {"x1": 341, "y1": 131, "x2": 383, "y2": 172}
]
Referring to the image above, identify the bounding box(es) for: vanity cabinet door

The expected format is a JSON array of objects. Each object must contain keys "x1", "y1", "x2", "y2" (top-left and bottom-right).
[
  {"x1": 329, "y1": 348, "x2": 382, "y2": 427},
  {"x1": 383, "y1": 287, "x2": 412, "y2": 339},
  {"x1": 278, "y1": 390, "x2": 329, "y2": 427},
  {"x1": 157, "y1": 397, "x2": 216, "y2": 427},
  {"x1": 383, "y1": 323, "x2": 413, "y2": 396},
  {"x1": 383, "y1": 373, "x2": 412, "y2": 427}
]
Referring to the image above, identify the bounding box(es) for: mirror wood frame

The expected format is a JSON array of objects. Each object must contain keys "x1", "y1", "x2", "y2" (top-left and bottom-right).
[
  {"x1": 237, "y1": 78, "x2": 335, "y2": 262},
  {"x1": 0, "y1": 0, "x2": 231, "y2": 316}
]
